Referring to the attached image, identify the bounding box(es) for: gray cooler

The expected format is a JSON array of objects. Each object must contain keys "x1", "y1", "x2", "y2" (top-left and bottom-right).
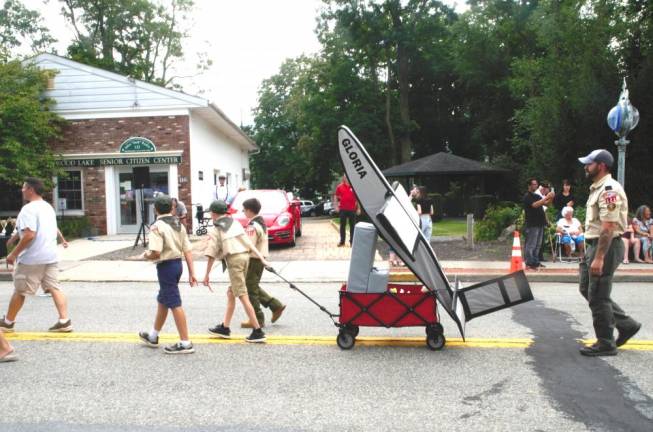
[
  {"x1": 347, "y1": 222, "x2": 388, "y2": 293},
  {"x1": 367, "y1": 268, "x2": 389, "y2": 293}
]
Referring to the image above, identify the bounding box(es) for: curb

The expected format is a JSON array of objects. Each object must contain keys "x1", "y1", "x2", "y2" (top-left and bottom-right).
[
  {"x1": 3, "y1": 272, "x2": 652, "y2": 284},
  {"x1": 388, "y1": 270, "x2": 653, "y2": 284}
]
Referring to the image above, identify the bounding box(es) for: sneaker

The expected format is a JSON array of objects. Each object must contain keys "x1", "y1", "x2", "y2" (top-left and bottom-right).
[
  {"x1": 164, "y1": 342, "x2": 195, "y2": 355},
  {"x1": 0, "y1": 349, "x2": 17, "y2": 363},
  {"x1": 138, "y1": 331, "x2": 159, "y2": 347},
  {"x1": 48, "y1": 319, "x2": 73, "y2": 333},
  {"x1": 337, "y1": 242, "x2": 345, "y2": 247},
  {"x1": 208, "y1": 323, "x2": 231, "y2": 339},
  {"x1": 579, "y1": 343, "x2": 617, "y2": 357},
  {"x1": 0, "y1": 317, "x2": 15, "y2": 333},
  {"x1": 616, "y1": 323, "x2": 641, "y2": 347},
  {"x1": 246, "y1": 328, "x2": 266, "y2": 343},
  {"x1": 271, "y1": 305, "x2": 286, "y2": 323}
]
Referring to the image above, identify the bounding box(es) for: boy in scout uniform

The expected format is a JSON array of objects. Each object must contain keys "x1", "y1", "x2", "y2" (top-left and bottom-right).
[
  {"x1": 578, "y1": 149, "x2": 641, "y2": 356},
  {"x1": 241, "y1": 198, "x2": 286, "y2": 328},
  {"x1": 138, "y1": 195, "x2": 198, "y2": 355},
  {"x1": 203, "y1": 200, "x2": 270, "y2": 343}
]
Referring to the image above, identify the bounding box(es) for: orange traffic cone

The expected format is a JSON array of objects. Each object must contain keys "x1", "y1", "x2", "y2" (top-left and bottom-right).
[{"x1": 510, "y1": 231, "x2": 524, "y2": 272}]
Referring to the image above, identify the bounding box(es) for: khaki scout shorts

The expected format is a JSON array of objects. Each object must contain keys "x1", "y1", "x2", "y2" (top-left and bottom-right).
[
  {"x1": 13, "y1": 263, "x2": 60, "y2": 296},
  {"x1": 226, "y1": 253, "x2": 250, "y2": 298}
]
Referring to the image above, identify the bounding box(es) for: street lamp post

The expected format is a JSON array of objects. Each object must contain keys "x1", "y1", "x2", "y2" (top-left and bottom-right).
[{"x1": 606, "y1": 78, "x2": 639, "y2": 187}]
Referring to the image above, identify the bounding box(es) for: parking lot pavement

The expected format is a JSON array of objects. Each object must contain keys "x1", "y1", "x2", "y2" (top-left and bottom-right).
[{"x1": 1, "y1": 281, "x2": 652, "y2": 431}]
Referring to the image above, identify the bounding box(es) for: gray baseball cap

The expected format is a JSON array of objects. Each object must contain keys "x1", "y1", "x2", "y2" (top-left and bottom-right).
[
  {"x1": 578, "y1": 149, "x2": 614, "y2": 168},
  {"x1": 209, "y1": 200, "x2": 228, "y2": 214}
]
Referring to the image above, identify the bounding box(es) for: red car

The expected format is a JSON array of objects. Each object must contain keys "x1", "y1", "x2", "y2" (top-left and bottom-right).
[{"x1": 228, "y1": 189, "x2": 302, "y2": 246}]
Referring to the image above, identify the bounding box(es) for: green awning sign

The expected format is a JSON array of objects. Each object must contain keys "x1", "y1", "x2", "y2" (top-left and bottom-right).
[{"x1": 119, "y1": 137, "x2": 156, "y2": 153}]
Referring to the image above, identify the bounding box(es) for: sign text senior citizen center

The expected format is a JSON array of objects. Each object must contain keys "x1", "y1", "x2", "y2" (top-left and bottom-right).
[{"x1": 56, "y1": 155, "x2": 182, "y2": 167}]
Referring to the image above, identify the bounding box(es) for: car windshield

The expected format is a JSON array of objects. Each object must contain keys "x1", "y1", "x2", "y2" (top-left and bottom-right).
[{"x1": 231, "y1": 190, "x2": 288, "y2": 213}]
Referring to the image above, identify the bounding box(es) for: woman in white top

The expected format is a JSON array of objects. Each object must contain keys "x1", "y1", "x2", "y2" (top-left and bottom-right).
[{"x1": 555, "y1": 206, "x2": 585, "y2": 257}]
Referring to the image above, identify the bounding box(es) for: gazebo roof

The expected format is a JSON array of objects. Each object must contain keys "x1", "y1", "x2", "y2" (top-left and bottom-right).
[{"x1": 382, "y1": 152, "x2": 508, "y2": 177}]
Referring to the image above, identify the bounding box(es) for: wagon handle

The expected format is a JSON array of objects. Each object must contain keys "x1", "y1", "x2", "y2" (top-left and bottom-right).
[{"x1": 266, "y1": 266, "x2": 339, "y2": 323}]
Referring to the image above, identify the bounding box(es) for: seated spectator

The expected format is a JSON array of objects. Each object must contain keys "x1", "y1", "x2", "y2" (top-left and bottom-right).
[
  {"x1": 621, "y1": 217, "x2": 642, "y2": 264},
  {"x1": 632, "y1": 205, "x2": 653, "y2": 263},
  {"x1": 556, "y1": 206, "x2": 585, "y2": 257}
]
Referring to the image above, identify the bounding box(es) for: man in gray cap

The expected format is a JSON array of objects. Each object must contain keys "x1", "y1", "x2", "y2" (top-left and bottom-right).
[{"x1": 578, "y1": 149, "x2": 641, "y2": 356}]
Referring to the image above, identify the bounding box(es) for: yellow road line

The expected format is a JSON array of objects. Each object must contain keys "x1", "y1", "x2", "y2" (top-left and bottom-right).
[
  {"x1": 5, "y1": 332, "x2": 529, "y2": 348},
  {"x1": 4, "y1": 332, "x2": 653, "y2": 350}
]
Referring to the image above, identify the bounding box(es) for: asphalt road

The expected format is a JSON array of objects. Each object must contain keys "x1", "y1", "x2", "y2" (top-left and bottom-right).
[{"x1": 1, "y1": 281, "x2": 652, "y2": 432}]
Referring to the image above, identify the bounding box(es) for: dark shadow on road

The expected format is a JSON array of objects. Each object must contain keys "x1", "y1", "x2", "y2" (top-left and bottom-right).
[{"x1": 512, "y1": 300, "x2": 653, "y2": 431}]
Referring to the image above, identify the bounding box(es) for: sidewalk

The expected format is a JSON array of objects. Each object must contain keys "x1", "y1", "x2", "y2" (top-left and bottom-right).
[
  {"x1": 3, "y1": 258, "x2": 653, "y2": 283},
  {"x1": 2, "y1": 221, "x2": 653, "y2": 283}
]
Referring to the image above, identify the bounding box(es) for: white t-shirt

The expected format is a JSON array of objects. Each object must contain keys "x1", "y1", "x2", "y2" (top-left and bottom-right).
[
  {"x1": 16, "y1": 199, "x2": 59, "y2": 265},
  {"x1": 557, "y1": 217, "x2": 582, "y2": 235}
]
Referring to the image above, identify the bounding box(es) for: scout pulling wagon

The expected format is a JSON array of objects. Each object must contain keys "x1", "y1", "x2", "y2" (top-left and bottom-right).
[{"x1": 268, "y1": 126, "x2": 534, "y2": 351}]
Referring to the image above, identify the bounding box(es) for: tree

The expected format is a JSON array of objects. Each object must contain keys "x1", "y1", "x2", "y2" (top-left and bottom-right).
[
  {"x1": 0, "y1": 0, "x2": 55, "y2": 61},
  {"x1": 60, "y1": 0, "x2": 203, "y2": 88},
  {"x1": 510, "y1": 0, "x2": 621, "y2": 187},
  {"x1": 0, "y1": 61, "x2": 64, "y2": 185}
]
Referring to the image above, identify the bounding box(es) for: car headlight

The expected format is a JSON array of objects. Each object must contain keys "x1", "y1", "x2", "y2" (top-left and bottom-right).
[{"x1": 276, "y1": 213, "x2": 291, "y2": 227}]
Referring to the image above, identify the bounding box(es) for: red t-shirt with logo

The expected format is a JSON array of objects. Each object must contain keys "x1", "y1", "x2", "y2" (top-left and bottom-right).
[{"x1": 336, "y1": 182, "x2": 357, "y2": 211}]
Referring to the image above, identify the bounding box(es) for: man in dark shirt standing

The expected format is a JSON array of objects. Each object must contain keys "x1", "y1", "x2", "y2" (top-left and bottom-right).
[{"x1": 523, "y1": 178, "x2": 554, "y2": 269}]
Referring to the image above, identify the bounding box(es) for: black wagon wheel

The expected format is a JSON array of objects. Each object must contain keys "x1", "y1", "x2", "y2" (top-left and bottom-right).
[
  {"x1": 337, "y1": 330, "x2": 355, "y2": 350},
  {"x1": 345, "y1": 325, "x2": 359, "y2": 338},
  {"x1": 426, "y1": 332, "x2": 446, "y2": 351}
]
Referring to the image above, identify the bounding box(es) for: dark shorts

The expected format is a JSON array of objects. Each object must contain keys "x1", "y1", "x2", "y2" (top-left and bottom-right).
[{"x1": 156, "y1": 259, "x2": 183, "y2": 308}]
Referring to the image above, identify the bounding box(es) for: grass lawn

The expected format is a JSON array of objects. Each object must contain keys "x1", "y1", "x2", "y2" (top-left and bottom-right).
[
  {"x1": 332, "y1": 217, "x2": 467, "y2": 237},
  {"x1": 432, "y1": 218, "x2": 467, "y2": 237}
]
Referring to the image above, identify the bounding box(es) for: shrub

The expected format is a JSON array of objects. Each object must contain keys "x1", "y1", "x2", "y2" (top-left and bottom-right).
[
  {"x1": 58, "y1": 216, "x2": 93, "y2": 240},
  {"x1": 475, "y1": 203, "x2": 522, "y2": 241}
]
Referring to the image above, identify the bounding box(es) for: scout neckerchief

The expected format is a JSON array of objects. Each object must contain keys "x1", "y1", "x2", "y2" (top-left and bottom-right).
[
  {"x1": 214, "y1": 216, "x2": 234, "y2": 272},
  {"x1": 249, "y1": 215, "x2": 267, "y2": 233},
  {"x1": 158, "y1": 215, "x2": 182, "y2": 232}
]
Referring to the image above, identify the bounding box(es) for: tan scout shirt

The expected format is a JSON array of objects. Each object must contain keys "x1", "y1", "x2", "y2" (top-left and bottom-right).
[
  {"x1": 148, "y1": 215, "x2": 192, "y2": 262},
  {"x1": 246, "y1": 219, "x2": 269, "y2": 259},
  {"x1": 585, "y1": 174, "x2": 628, "y2": 239},
  {"x1": 204, "y1": 216, "x2": 249, "y2": 260}
]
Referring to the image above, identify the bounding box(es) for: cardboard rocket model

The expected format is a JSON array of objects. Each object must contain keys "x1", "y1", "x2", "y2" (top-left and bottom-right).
[{"x1": 338, "y1": 126, "x2": 533, "y2": 338}]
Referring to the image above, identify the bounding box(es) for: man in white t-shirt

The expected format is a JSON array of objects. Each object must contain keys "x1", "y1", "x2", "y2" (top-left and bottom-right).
[
  {"x1": 0, "y1": 178, "x2": 73, "y2": 333},
  {"x1": 556, "y1": 206, "x2": 585, "y2": 257}
]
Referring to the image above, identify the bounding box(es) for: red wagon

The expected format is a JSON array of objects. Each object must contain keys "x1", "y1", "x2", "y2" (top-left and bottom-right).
[
  {"x1": 337, "y1": 283, "x2": 445, "y2": 350},
  {"x1": 266, "y1": 267, "x2": 446, "y2": 351}
]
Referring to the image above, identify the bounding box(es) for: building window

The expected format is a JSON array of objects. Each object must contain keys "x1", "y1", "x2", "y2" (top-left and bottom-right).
[
  {"x1": 198, "y1": 170, "x2": 204, "y2": 181},
  {"x1": 57, "y1": 170, "x2": 83, "y2": 210}
]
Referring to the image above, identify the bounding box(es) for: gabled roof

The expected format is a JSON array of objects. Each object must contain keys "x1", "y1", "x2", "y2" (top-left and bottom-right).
[
  {"x1": 27, "y1": 53, "x2": 256, "y2": 151},
  {"x1": 382, "y1": 152, "x2": 508, "y2": 176}
]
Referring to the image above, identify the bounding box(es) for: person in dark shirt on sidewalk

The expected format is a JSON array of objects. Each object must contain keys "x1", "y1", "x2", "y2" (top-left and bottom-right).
[{"x1": 523, "y1": 178, "x2": 554, "y2": 270}]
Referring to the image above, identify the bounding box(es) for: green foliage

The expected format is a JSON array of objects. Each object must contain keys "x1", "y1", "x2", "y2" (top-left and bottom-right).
[
  {"x1": 0, "y1": 0, "x2": 55, "y2": 60},
  {"x1": 474, "y1": 203, "x2": 522, "y2": 241},
  {"x1": 61, "y1": 0, "x2": 201, "y2": 88},
  {"x1": 0, "y1": 61, "x2": 65, "y2": 185},
  {"x1": 251, "y1": 0, "x2": 653, "y2": 207},
  {"x1": 58, "y1": 216, "x2": 93, "y2": 240}
]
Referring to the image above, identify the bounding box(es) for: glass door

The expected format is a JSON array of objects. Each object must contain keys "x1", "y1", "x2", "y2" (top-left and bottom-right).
[
  {"x1": 117, "y1": 167, "x2": 170, "y2": 233},
  {"x1": 118, "y1": 172, "x2": 138, "y2": 233}
]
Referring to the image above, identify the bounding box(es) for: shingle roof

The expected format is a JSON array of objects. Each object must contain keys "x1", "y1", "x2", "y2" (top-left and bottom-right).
[{"x1": 382, "y1": 152, "x2": 508, "y2": 176}]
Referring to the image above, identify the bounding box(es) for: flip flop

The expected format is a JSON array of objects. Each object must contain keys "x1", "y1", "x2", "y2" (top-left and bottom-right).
[{"x1": 0, "y1": 349, "x2": 17, "y2": 363}]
